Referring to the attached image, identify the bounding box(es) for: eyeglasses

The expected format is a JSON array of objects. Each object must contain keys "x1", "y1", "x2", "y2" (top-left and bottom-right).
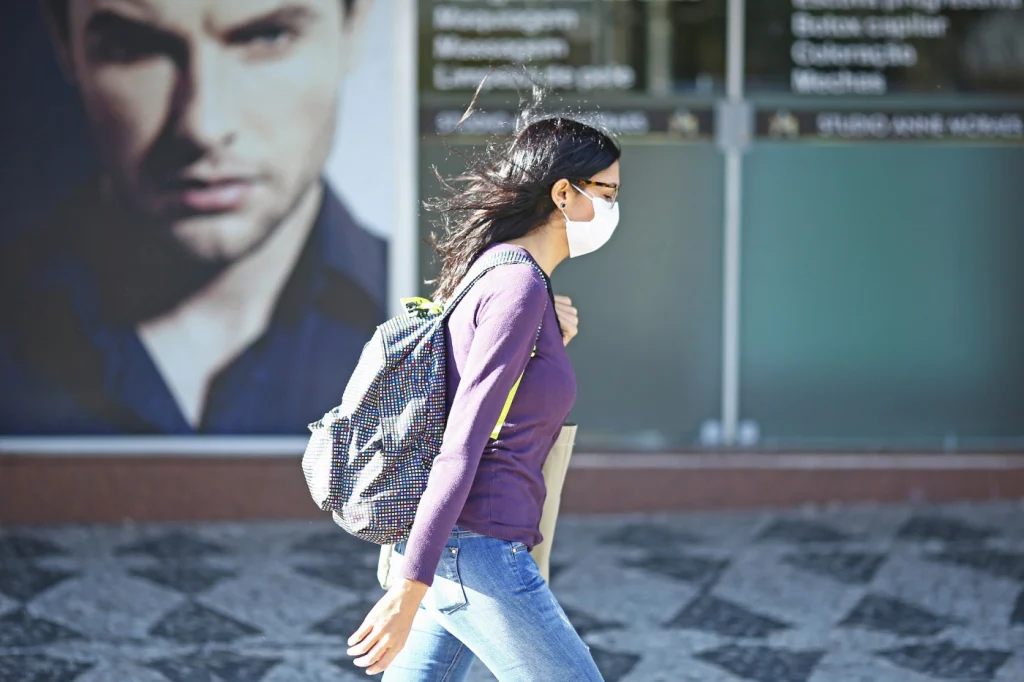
[{"x1": 573, "y1": 179, "x2": 620, "y2": 205}]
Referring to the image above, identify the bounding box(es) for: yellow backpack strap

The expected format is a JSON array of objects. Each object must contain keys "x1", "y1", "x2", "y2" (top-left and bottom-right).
[
  {"x1": 490, "y1": 300, "x2": 546, "y2": 439},
  {"x1": 490, "y1": 345, "x2": 537, "y2": 440}
]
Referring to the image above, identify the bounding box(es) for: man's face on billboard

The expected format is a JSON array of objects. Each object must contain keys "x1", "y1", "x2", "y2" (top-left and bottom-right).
[{"x1": 54, "y1": 0, "x2": 362, "y2": 262}]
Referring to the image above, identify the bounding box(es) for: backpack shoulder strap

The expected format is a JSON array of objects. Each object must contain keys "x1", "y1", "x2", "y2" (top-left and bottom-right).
[
  {"x1": 440, "y1": 249, "x2": 541, "y2": 321},
  {"x1": 474, "y1": 253, "x2": 550, "y2": 440},
  {"x1": 488, "y1": 317, "x2": 544, "y2": 440},
  {"x1": 434, "y1": 248, "x2": 553, "y2": 441}
]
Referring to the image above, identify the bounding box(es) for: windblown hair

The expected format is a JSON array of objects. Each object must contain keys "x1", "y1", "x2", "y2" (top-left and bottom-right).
[{"x1": 426, "y1": 92, "x2": 620, "y2": 302}]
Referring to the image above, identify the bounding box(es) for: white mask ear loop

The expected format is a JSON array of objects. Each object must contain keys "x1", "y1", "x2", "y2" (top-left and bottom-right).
[{"x1": 559, "y1": 184, "x2": 589, "y2": 222}]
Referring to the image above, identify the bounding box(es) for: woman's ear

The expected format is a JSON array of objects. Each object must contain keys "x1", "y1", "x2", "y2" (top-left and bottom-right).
[{"x1": 550, "y1": 178, "x2": 571, "y2": 210}]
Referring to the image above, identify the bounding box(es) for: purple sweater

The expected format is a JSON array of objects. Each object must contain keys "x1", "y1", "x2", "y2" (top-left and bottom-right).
[{"x1": 399, "y1": 245, "x2": 577, "y2": 586}]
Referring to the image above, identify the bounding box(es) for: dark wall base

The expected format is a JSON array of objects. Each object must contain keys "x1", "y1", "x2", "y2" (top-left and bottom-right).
[{"x1": 2, "y1": 455, "x2": 1022, "y2": 525}]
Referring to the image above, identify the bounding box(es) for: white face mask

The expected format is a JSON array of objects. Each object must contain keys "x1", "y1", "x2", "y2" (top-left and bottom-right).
[{"x1": 560, "y1": 184, "x2": 620, "y2": 258}]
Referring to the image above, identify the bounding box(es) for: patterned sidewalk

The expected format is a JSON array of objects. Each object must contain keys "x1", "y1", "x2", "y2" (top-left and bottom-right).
[{"x1": 1, "y1": 500, "x2": 1023, "y2": 682}]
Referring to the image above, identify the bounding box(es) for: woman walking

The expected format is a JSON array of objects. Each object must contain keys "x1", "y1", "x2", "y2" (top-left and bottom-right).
[{"x1": 346, "y1": 113, "x2": 621, "y2": 681}]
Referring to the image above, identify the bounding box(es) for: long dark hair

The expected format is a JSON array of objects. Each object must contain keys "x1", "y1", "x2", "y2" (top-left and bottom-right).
[{"x1": 426, "y1": 97, "x2": 620, "y2": 301}]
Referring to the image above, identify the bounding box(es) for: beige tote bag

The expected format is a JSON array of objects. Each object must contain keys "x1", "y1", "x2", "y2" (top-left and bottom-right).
[{"x1": 378, "y1": 422, "x2": 577, "y2": 589}]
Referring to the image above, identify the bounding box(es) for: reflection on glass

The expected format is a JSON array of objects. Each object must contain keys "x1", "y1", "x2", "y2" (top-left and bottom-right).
[
  {"x1": 746, "y1": 0, "x2": 1024, "y2": 97},
  {"x1": 419, "y1": 0, "x2": 726, "y2": 95}
]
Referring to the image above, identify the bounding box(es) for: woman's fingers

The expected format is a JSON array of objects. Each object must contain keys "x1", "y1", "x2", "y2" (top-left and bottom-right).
[
  {"x1": 347, "y1": 619, "x2": 373, "y2": 647},
  {"x1": 354, "y1": 634, "x2": 392, "y2": 668},
  {"x1": 366, "y1": 645, "x2": 402, "y2": 675},
  {"x1": 555, "y1": 296, "x2": 579, "y2": 346},
  {"x1": 345, "y1": 583, "x2": 422, "y2": 674},
  {"x1": 555, "y1": 302, "x2": 578, "y2": 326},
  {"x1": 555, "y1": 300, "x2": 577, "y2": 316},
  {"x1": 347, "y1": 623, "x2": 380, "y2": 657}
]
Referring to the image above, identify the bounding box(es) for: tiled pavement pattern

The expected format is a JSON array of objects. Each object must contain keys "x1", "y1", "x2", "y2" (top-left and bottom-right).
[{"x1": 1, "y1": 501, "x2": 1023, "y2": 682}]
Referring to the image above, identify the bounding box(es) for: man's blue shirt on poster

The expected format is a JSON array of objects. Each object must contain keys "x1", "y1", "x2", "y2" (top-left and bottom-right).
[{"x1": 0, "y1": 182, "x2": 387, "y2": 435}]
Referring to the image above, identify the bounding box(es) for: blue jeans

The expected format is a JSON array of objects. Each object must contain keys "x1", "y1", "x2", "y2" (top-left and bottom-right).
[{"x1": 382, "y1": 527, "x2": 604, "y2": 682}]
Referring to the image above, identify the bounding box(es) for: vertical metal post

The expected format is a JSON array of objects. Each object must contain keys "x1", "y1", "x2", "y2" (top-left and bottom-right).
[
  {"x1": 721, "y1": 0, "x2": 747, "y2": 446},
  {"x1": 646, "y1": 0, "x2": 672, "y2": 96},
  {"x1": 390, "y1": 0, "x2": 419, "y2": 317}
]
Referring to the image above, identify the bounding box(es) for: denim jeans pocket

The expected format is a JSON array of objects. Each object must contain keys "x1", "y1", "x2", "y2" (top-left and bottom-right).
[
  {"x1": 428, "y1": 545, "x2": 468, "y2": 615},
  {"x1": 509, "y1": 542, "x2": 544, "y2": 591}
]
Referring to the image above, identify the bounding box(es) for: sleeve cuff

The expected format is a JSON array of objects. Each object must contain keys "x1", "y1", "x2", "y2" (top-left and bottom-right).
[{"x1": 398, "y1": 558, "x2": 435, "y2": 587}]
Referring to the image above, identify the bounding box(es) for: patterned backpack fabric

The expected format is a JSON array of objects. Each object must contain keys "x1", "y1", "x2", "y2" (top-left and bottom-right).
[{"x1": 300, "y1": 249, "x2": 545, "y2": 545}]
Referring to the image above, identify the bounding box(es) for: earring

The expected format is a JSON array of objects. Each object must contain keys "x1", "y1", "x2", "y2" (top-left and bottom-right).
[{"x1": 560, "y1": 203, "x2": 566, "y2": 208}]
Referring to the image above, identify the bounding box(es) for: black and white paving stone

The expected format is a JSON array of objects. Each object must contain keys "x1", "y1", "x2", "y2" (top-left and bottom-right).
[{"x1": 2, "y1": 501, "x2": 1022, "y2": 682}]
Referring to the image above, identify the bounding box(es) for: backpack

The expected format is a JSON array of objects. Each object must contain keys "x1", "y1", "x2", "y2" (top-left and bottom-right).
[{"x1": 300, "y1": 249, "x2": 547, "y2": 545}]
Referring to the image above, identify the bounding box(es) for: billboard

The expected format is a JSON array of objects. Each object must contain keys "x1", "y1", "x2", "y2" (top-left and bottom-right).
[{"x1": 0, "y1": 0, "x2": 416, "y2": 446}]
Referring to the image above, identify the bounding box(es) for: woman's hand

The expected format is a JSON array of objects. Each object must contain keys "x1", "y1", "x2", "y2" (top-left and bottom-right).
[
  {"x1": 347, "y1": 578, "x2": 428, "y2": 675},
  {"x1": 554, "y1": 295, "x2": 578, "y2": 346}
]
